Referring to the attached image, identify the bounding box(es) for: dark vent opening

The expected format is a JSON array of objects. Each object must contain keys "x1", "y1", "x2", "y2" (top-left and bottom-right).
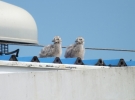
[
  {"x1": 78, "y1": 59, "x2": 81, "y2": 63},
  {"x1": 118, "y1": 59, "x2": 127, "y2": 67},
  {"x1": 31, "y1": 56, "x2": 39, "y2": 62},
  {"x1": 99, "y1": 59, "x2": 102, "y2": 63},
  {"x1": 95, "y1": 59, "x2": 104, "y2": 66},
  {"x1": 9, "y1": 55, "x2": 18, "y2": 61},
  {"x1": 98, "y1": 59, "x2": 102, "y2": 66},
  {"x1": 75, "y1": 58, "x2": 84, "y2": 65},
  {"x1": 53, "y1": 57, "x2": 62, "y2": 64},
  {"x1": 121, "y1": 62, "x2": 123, "y2": 65}
]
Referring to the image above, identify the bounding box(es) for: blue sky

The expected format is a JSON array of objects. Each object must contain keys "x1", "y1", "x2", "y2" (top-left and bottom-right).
[{"x1": 4, "y1": 0, "x2": 135, "y2": 60}]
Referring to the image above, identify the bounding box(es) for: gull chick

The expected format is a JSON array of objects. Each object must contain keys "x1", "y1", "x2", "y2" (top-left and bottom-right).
[
  {"x1": 39, "y1": 36, "x2": 62, "y2": 57},
  {"x1": 64, "y1": 37, "x2": 85, "y2": 59}
]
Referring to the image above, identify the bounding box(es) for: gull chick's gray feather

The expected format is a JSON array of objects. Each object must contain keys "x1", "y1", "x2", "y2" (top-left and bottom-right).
[
  {"x1": 39, "y1": 36, "x2": 62, "y2": 57},
  {"x1": 65, "y1": 37, "x2": 85, "y2": 59}
]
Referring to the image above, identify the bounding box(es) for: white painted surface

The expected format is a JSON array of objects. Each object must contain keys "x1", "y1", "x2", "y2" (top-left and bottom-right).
[
  {"x1": 0, "y1": 1, "x2": 38, "y2": 44},
  {"x1": 0, "y1": 60, "x2": 108, "y2": 72},
  {"x1": 0, "y1": 67, "x2": 135, "y2": 100}
]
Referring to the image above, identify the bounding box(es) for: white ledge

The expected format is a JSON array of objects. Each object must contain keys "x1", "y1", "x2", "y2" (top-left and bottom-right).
[{"x1": 0, "y1": 60, "x2": 110, "y2": 73}]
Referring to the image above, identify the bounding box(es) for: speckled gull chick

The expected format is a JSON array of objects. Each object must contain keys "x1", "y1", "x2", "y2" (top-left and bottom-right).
[
  {"x1": 64, "y1": 37, "x2": 85, "y2": 59},
  {"x1": 39, "y1": 36, "x2": 62, "y2": 58}
]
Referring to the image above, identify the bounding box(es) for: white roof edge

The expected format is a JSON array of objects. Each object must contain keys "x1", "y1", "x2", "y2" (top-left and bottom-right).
[{"x1": 0, "y1": 60, "x2": 109, "y2": 70}]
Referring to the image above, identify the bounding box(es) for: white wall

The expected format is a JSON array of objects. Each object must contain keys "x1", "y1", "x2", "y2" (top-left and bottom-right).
[{"x1": 0, "y1": 67, "x2": 135, "y2": 100}]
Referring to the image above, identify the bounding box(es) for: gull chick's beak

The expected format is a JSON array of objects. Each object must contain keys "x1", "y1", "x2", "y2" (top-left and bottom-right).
[
  {"x1": 52, "y1": 39, "x2": 55, "y2": 42},
  {"x1": 75, "y1": 39, "x2": 78, "y2": 42}
]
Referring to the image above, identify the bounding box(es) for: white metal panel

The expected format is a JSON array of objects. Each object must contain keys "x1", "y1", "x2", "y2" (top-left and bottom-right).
[
  {"x1": 0, "y1": 1, "x2": 38, "y2": 44},
  {"x1": 0, "y1": 67, "x2": 135, "y2": 100}
]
